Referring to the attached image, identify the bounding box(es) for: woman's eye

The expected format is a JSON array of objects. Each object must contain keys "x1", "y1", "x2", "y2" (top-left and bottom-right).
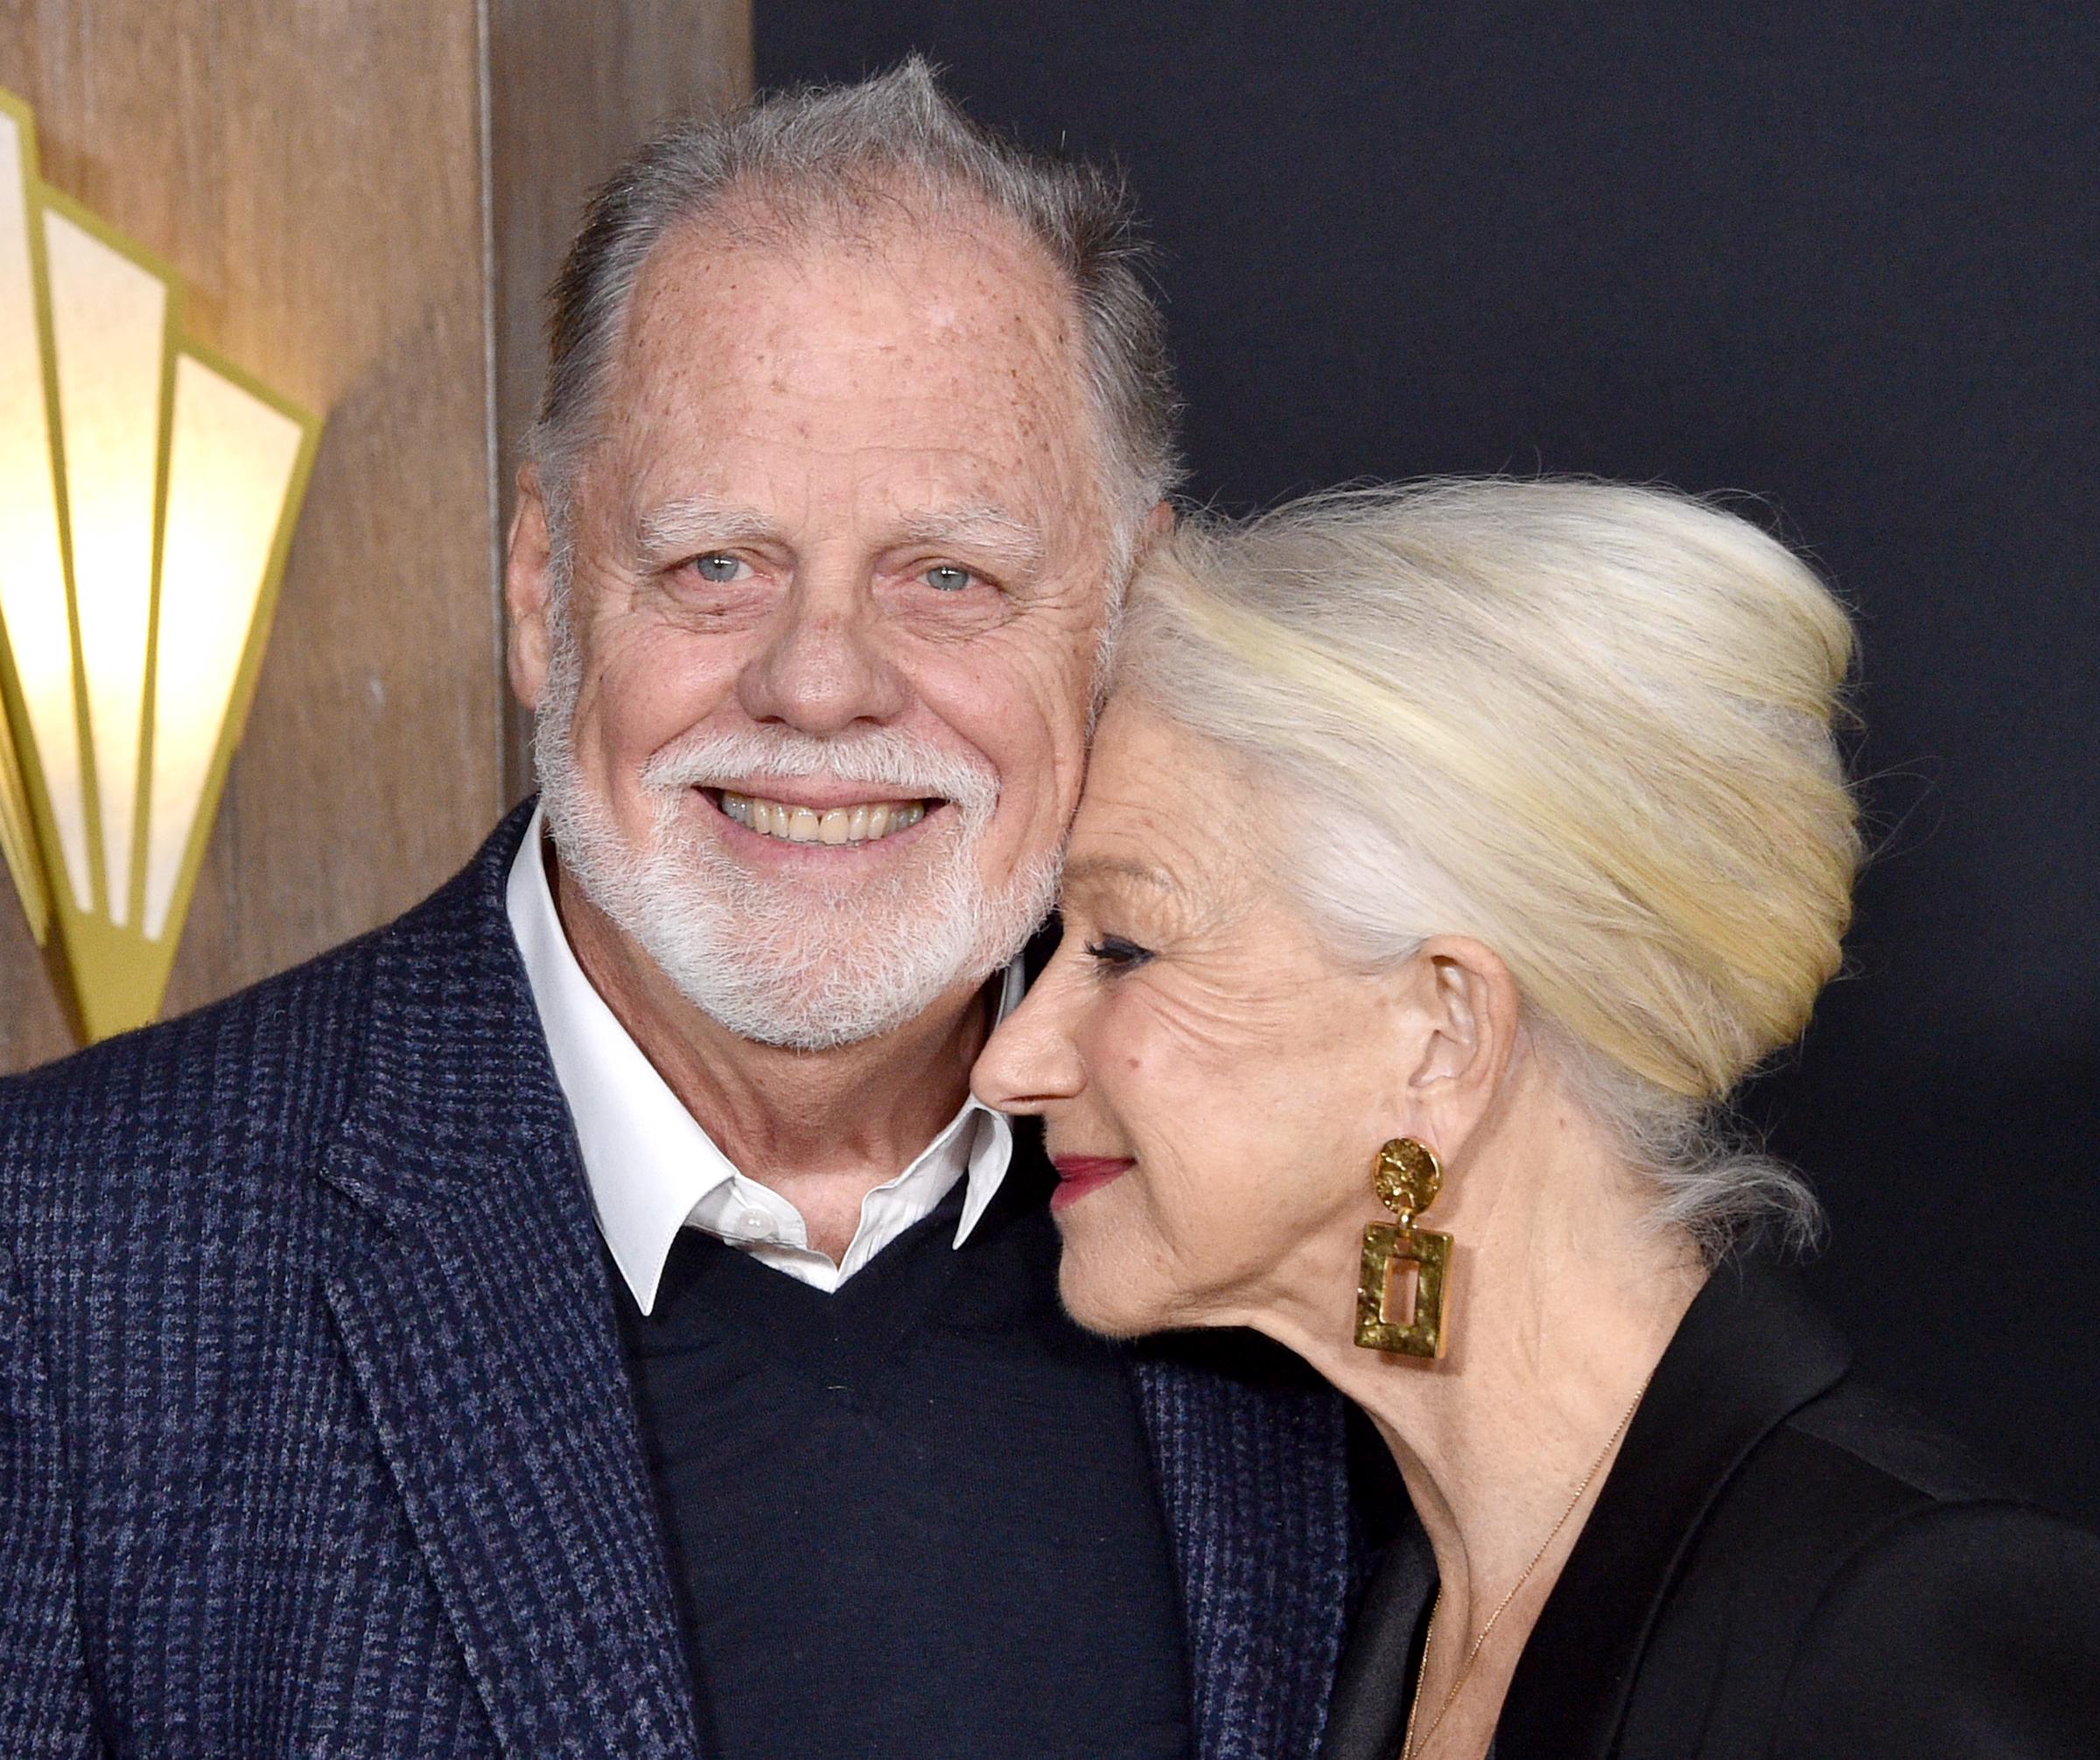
[
  {"x1": 923, "y1": 564, "x2": 975, "y2": 593},
  {"x1": 690, "y1": 553, "x2": 748, "y2": 583},
  {"x1": 1083, "y1": 934, "x2": 1154, "y2": 972}
]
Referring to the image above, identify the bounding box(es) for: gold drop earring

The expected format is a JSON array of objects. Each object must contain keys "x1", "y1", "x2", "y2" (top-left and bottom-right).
[{"x1": 1354, "y1": 1138, "x2": 1452, "y2": 1358}]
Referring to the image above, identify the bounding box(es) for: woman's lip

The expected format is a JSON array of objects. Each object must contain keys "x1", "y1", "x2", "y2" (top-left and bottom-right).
[
  {"x1": 1052, "y1": 1155, "x2": 1135, "y2": 1180},
  {"x1": 1049, "y1": 1155, "x2": 1133, "y2": 1212}
]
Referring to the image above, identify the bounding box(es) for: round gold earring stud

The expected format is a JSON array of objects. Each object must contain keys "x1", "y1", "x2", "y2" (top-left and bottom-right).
[{"x1": 1373, "y1": 1137, "x2": 1442, "y2": 1227}]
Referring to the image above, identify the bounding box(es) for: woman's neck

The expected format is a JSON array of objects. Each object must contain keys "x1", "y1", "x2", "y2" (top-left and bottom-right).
[
  {"x1": 1252, "y1": 1097, "x2": 1706, "y2": 1756},
  {"x1": 1340, "y1": 1227, "x2": 1698, "y2": 1623}
]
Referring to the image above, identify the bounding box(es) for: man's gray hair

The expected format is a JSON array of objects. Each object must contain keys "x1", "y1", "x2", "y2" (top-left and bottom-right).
[{"x1": 524, "y1": 57, "x2": 1181, "y2": 539}]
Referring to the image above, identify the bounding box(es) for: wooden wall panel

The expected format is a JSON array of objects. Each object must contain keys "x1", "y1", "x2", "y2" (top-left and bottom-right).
[
  {"x1": 0, "y1": 0, "x2": 751, "y2": 1070},
  {"x1": 488, "y1": 0, "x2": 753, "y2": 802}
]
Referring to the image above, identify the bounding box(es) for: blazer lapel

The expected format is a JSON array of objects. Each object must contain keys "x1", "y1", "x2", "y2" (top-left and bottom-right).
[
  {"x1": 1493, "y1": 1263, "x2": 1852, "y2": 1760},
  {"x1": 1135, "y1": 1332, "x2": 1357, "y2": 1760},
  {"x1": 318, "y1": 810, "x2": 700, "y2": 1759},
  {"x1": 1314, "y1": 1511, "x2": 1433, "y2": 1760}
]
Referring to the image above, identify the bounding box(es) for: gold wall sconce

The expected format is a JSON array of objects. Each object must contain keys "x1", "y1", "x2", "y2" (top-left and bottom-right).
[{"x1": 0, "y1": 88, "x2": 321, "y2": 1043}]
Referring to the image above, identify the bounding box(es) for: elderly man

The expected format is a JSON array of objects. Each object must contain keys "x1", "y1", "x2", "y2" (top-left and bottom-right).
[{"x1": 0, "y1": 65, "x2": 1360, "y2": 1760}]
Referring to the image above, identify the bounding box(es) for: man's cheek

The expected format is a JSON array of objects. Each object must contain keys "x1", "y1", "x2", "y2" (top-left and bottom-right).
[{"x1": 592, "y1": 649, "x2": 729, "y2": 750}]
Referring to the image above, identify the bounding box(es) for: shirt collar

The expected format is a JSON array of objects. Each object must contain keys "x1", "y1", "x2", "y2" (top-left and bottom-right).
[{"x1": 505, "y1": 803, "x2": 1019, "y2": 1311}]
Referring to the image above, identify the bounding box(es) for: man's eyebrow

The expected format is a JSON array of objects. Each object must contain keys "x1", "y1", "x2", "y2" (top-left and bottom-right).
[
  {"x1": 893, "y1": 503, "x2": 1047, "y2": 574},
  {"x1": 634, "y1": 496, "x2": 779, "y2": 558},
  {"x1": 1061, "y1": 855, "x2": 1180, "y2": 894}
]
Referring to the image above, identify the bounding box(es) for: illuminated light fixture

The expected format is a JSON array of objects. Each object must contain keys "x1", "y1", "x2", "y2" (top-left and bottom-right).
[{"x1": 0, "y1": 88, "x2": 321, "y2": 1042}]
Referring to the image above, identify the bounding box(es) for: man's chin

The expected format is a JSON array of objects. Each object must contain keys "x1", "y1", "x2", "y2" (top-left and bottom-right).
[
  {"x1": 653, "y1": 950, "x2": 990, "y2": 1052},
  {"x1": 548, "y1": 779, "x2": 1054, "y2": 1050},
  {"x1": 618, "y1": 879, "x2": 1000, "y2": 1046}
]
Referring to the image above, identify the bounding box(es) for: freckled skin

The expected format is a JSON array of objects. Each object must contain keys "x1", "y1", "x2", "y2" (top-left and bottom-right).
[
  {"x1": 515, "y1": 214, "x2": 1111, "y2": 890},
  {"x1": 500, "y1": 202, "x2": 1129, "y2": 1240}
]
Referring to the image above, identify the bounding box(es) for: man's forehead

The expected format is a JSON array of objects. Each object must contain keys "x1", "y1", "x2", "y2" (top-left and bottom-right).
[
  {"x1": 573, "y1": 197, "x2": 1117, "y2": 559},
  {"x1": 624, "y1": 200, "x2": 1083, "y2": 373},
  {"x1": 611, "y1": 245, "x2": 1086, "y2": 461}
]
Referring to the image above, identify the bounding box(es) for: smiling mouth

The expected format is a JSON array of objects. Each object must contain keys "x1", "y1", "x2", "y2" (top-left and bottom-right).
[
  {"x1": 1048, "y1": 1153, "x2": 1134, "y2": 1212},
  {"x1": 714, "y1": 789, "x2": 934, "y2": 846}
]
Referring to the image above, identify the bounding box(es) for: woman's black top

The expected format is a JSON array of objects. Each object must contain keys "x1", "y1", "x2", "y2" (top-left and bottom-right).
[{"x1": 1319, "y1": 1262, "x2": 2100, "y2": 1760}]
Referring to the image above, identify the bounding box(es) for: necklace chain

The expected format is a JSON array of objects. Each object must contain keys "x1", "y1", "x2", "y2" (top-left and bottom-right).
[{"x1": 1398, "y1": 1366, "x2": 1656, "y2": 1760}]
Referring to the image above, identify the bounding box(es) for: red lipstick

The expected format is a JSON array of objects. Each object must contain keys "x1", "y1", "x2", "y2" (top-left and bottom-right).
[{"x1": 1049, "y1": 1154, "x2": 1133, "y2": 1212}]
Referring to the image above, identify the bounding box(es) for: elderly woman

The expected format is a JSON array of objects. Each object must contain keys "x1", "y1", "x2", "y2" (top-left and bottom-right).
[{"x1": 974, "y1": 480, "x2": 2100, "y2": 1760}]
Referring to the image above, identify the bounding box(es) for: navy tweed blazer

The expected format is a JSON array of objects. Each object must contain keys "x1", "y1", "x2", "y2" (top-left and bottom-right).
[{"x1": 0, "y1": 805, "x2": 1356, "y2": 1759}]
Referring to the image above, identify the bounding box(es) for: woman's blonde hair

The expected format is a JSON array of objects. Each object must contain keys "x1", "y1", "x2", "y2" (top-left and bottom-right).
[{"x1": 1116, "y1": 479, "x2": 1862, "y2": 1254}]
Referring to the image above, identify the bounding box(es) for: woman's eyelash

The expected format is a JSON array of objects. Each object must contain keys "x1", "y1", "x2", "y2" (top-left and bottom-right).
[{"x1": 1083, "y1": 935, "x2": 1154, "y2": 971}]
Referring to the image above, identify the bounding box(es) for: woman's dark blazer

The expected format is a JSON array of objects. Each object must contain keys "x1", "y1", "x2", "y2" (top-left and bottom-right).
[{"x1": 1318, "y1": 1261, "x2": 2100, "y2": 1760}]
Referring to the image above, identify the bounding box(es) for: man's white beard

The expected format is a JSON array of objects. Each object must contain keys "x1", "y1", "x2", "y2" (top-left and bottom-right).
[{"x1": 533, "y1": 633, "x2": 1058, "y2": 1052}]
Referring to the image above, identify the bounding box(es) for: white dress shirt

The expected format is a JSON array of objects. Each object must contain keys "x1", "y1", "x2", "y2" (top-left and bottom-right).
[{"x1": 505, "y1": 805, "x2": 1020, "y2": 1312}]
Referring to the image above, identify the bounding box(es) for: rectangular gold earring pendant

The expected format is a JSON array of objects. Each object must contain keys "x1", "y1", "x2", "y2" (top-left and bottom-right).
[{"x1": 1355, "y1": 1223, "x2": 1452, "y2": 1358}]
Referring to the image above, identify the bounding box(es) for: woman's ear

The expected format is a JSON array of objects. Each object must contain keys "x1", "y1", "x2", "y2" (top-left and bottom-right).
[{"x1": 1399, "y1": 935, "x2": 1522, "y2": 1153}]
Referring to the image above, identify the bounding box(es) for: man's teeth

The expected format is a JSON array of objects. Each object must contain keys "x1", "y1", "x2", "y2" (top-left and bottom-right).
[{"x1": 718, "y1": 791, "x2": 928, "y2": 845}]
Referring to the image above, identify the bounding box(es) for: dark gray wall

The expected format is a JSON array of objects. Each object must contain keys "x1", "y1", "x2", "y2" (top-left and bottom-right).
[{"x1": 760, "y1": 2, "x2": 2100, "y2": 1524}]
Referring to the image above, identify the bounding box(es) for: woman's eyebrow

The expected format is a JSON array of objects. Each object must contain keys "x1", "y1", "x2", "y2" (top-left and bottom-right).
[{"x1": 1062, "y1": 855, "x2": 1180, "y2": 894}]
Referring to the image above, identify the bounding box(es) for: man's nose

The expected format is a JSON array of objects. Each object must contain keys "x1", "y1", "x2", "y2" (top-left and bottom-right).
[
  {"x1": 971, "y1": 971, "x2": 1087, "y2": 1117},
  {"x1": 736, "y1": 572, "x2": 909, "y2": 735}
]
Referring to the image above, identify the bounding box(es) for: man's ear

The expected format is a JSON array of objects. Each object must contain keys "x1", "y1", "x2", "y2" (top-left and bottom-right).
[
  {"x1": 1112, "y1": 501, "x2": 1175, "y2": 590},
  {"x1": 505, "y1": 466, "x2": 556, "y2": 712},
  {"x1": 1398, "y1": 935, "x2": 1523, "y2": 1155}
]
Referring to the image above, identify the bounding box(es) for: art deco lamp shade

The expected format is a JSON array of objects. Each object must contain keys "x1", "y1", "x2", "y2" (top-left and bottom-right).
[{"x1": 0, "y1": 89, "x2": 321, "y2": 1041}]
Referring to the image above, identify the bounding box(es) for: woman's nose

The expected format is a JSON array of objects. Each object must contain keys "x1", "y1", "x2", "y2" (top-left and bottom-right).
[{"x1": 972, "y1": 974, "x2": 1086, "y2": 1117}]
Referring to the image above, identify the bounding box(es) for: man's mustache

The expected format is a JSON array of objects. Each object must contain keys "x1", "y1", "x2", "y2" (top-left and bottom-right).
[{"x1": 639, "y1": 728, "x2": 1000, "y2": 819}]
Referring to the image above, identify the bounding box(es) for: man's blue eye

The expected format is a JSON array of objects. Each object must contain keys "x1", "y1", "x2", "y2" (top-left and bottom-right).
[
  {"x1": 924, "y1": 564, "x2": 973, "y2": 593},
  {"x1": 692, "y1": 554, "x2": 745, "y2": 582}
]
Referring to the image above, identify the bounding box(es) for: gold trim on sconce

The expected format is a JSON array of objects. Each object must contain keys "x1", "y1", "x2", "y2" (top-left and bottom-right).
[{"x1": 0, "y1": 88, "x2": 322, "y2": 1042}]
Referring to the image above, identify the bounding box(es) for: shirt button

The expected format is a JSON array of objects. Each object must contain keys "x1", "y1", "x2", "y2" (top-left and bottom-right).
[{"x1": 738, "y1": 1209, "x2": 776, "y2": 1240}]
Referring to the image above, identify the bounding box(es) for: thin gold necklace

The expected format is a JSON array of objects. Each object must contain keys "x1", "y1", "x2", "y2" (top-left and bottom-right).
[{"x1": 1398, "y1": 1366, "x2": 1656, "y2": 1760}]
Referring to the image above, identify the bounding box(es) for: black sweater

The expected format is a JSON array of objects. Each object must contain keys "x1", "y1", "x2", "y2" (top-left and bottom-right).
[{"x1": 611, "y1": 1163, "x2": 1194, "y2": 1760}]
